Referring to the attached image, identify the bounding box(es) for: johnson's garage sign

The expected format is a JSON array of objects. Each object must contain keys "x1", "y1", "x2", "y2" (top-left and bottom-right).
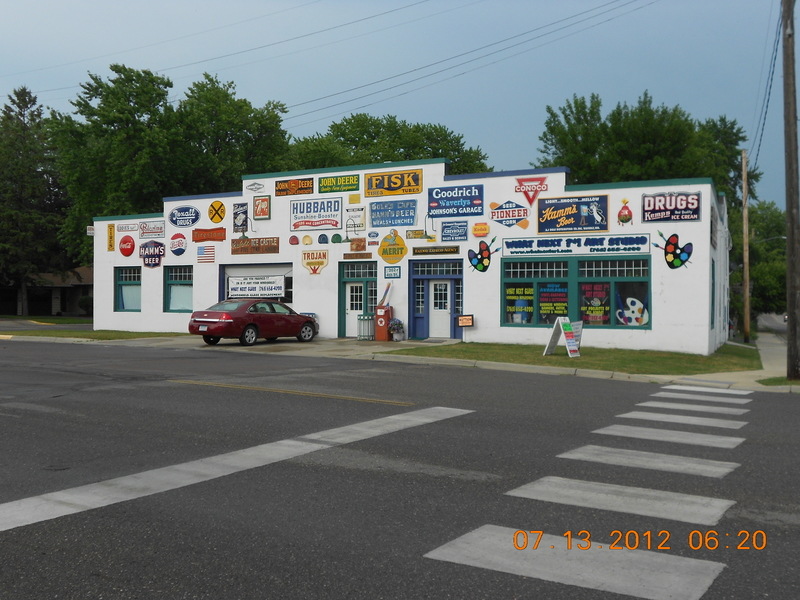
[{"x1": 427, "y1": 185, "x2": 483, "y2": 217}]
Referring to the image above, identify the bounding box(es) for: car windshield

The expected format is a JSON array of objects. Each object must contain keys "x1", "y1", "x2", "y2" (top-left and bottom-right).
[{"x1": 207, "y1": 300, "x2": 250, "y2": 311}]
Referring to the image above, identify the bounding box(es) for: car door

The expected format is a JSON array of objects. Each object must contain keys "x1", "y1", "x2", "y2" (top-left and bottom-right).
[
  {"x1": 267, "y1": 302, "x2": 296, "y2": 337},
  {"x1": 250, "y1": 301, "x2": 274, "y2": 337}
]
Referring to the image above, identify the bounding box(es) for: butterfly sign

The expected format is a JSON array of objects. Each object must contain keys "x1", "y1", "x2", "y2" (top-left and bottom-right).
[
  {"x1": 653, "y1": 231, "x2": 693, "y2": 269},
  {"x1": 468, "y1": 236, "x2": 499, "y2": 272}
]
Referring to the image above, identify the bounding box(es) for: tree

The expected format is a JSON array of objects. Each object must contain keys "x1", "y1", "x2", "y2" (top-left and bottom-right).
[
  {"x1": 50, "y1": 65, "x2": 179, "y2": 264},
  {"x1": 289, "y1": 113, "x2": 491, "y2": 175},
  {"x1": 535, "y1": 92, "x2": 761, "y2": 208},
  {"x1": 51, "y1": 66, "x2": 292, "y2": 263},
  {"x1": 173, "y1": 74, "x2": 290, "y2": 190},
  {"x1": 0, "y1": 87, "x2": 69, "y2": 314}
]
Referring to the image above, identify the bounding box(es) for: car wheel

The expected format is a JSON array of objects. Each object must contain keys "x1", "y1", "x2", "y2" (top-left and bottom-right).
[
  {"x1": 202, "y1": 335, "x2": 221, "y2": 345},
  {"x1": 297, "y1": 323, "x2": 315, "y2": 342},
  {"x1": 239, "y1": 325, "x2": 258, "y2": 346}
]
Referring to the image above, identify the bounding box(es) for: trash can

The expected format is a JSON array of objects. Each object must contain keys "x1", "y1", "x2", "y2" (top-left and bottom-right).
[
  {"x1": 357, "y1": 314, "x2": 375, "y2": 341},
  {"x1": 374, "y1": 305, "x2": 393, "y2": 341}
]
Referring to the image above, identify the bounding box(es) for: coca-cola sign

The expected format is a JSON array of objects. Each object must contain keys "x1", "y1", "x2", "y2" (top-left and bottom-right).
[{"x1": 119, "y1": 235, "x2": 135, "y2": 257}]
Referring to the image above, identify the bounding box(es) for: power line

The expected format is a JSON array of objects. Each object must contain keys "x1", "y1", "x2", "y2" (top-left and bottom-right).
[
  {"x1": 750, "y1": 9, "x2": 782, "y2": 168},
  {"x1": 285, "y1": 0, "x2": 656, "y2": 125}
]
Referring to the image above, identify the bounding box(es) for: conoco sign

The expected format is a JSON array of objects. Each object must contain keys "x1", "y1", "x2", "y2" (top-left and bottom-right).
[{"x1": 119, "y1": 235, "x2": 135, "y2": 257}]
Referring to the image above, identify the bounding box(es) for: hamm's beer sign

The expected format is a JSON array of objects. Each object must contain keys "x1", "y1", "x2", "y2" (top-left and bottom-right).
[{"x1": 365, "y1": 169, "x2": 422, "y2": 197}]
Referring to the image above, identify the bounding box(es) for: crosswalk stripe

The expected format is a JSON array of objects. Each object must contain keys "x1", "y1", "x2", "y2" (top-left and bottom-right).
[
  {"x1": 617, "y1": 411, "x2": 748, "y2": 430},
  {"x1": 506, "y1": 476, "x2": 735, "y2": 525},
  {"x1": 593, "y1": 424, "x2": 745, "y2": 448},
  {"x1": 652, "y1": 391, "x2": 752, "y2": 405},
  {"x1": 636, "y1": 401, "x2": 749, "y2": 415},
  {"x1": 559, "y1": 445, "x2": 740, "y2": 477},
  {"x1": 662, "y1": 385, "x2": 752, "y2": 395},
  {"x1": 0, "y1": 407, "x2": 472, "y2": 533},
  {"x1": 425, "y1": 524, "x2": 726, "y2": 600}
]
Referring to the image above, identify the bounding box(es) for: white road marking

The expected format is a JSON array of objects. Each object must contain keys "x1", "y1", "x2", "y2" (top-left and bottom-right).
[
  {"x1": 0, "y1": 407, "x2": 472, "y2": 533},
  {"x1": 617, "y1": 411, "x2": 748, "y2": 430},
  {"x1": 425, "y1": 524, "x2": 725, "y2": 600},
  {"x1": 593, "y1": 424, "x2": 745, "y2": 448},
  {"x1": 653, "y1": 392, "x2": 751, "y2": 405},
  {"x1": 636, "y1": 401, "x2": 749, "y2": 415},
  {"x1": 662, "y1": 385, "x2": 752, "y2": 395},
  {"x1": 559, "y1": 445, "x2": 740, "y2": 477},
  {"x1": 506, "y1": 476, "x2": 735, "y2": 525}
]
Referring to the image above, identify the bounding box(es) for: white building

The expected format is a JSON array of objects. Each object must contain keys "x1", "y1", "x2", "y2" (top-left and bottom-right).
[{"x1": 93, "y1": 158, "x2": 730, "y2": 355}]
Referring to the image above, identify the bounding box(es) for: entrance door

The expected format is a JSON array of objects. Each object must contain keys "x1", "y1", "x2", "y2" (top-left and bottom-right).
[
  {"x1": 429, "y1": 279, "x2": 452, "y2": 337},
  {"x1": 345, "y1": 282, "x2": 364, "y2": 337}
]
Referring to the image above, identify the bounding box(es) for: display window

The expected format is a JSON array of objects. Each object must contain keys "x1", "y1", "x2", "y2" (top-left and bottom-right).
[{"x1": 502, "y1": 257, "x2": 650, "y2": 328}]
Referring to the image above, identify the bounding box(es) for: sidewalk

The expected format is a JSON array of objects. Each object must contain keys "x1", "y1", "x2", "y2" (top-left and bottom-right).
[{"x1": 3, "y1": 324, "x2": 795, "y2": 393}]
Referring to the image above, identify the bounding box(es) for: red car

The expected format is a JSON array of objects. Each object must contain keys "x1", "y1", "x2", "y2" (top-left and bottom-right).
[{"x1": 188, "y1": 299, "x2": 318, "y2": 346}]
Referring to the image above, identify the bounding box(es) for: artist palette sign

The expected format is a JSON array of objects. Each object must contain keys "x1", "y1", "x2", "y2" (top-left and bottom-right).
[
  {"x1": 537, "y1": 195, "x2": 609, "y2": 234},
  {"x1": 642, "y1": 192, "x2": 701, "y2": 222}
]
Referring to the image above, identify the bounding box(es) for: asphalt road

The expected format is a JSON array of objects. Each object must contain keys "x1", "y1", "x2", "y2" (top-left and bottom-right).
[{"x1": 0, "y1": 339, "x2": 797, "y2": 599}]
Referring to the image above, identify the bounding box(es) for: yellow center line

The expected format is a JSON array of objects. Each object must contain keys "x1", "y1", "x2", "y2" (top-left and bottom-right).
[{"x1": 169, "y1": 379, "x2": 414, "y2": 406}]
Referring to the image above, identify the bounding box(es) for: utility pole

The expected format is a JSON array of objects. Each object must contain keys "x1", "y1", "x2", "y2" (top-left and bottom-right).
[
  {"x1": 742, "y1": 150, "x2": 751, "y2": 343},
  {"x1": 784, "y1": 0, "x2": 800, "y2": 379}
]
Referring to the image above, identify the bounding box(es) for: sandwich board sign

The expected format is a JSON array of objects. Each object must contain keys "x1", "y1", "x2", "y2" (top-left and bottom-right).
[{"x1": 543, "y1": 316, "x2": 582, "y2": 358}]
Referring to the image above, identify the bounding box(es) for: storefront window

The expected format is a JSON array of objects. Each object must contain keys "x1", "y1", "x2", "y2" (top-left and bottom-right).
[
  {"x1": 537, "y1": 281, "x2": 569, "y2": 325},
  {"x1": 164, "y1": 266, "x2": 193, "y2": 312},
  {"x1": 115, "y1": 267, "x2": 141, "y2": 312},
  {"x1": 502, "y1": 257, "x2": 650, "y2": 328}
]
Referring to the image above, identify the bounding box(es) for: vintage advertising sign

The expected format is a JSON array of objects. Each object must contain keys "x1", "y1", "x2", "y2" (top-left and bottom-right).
[
  {"x1": 290, "y1": 197, "x2": 342, "y2": 230},
  {"x1": 412, "y1": 246, "x2": 459, "y2": 256},
  {"x1": 537, "y1": 195, "x2": 609, "y2": 234},
  {"x1": 233, "y1": 203, "x2": 249, "y2": 233},
  {"x1": 192, "y1": 227, "x2": 227, "y2": 242},
  {"x1": 275, "y1": 177, "x2": 314, "y2": 196},
  {"x1": 319, "y1": 174, "x2": 359, "y2": 193},
  {"x1": 441, "y1": 221, "x2": 468, "y2": 242},
  {"x1": 117, "y1": 223, "x2": 137, "y2": 232},
  {"x1": 457, "y1": 314, "x2": 474, "y2": 327},
  {"x1": 427, "y1": 185, "x2": 484, "y2": 217},
  {"x1": 139, "y1": 220, "x2": 165, "y2": 239},
  {"x1": 169, "y1": 233, "x2": 187, "y2": 256},
  {"x1": 107, "y1": 224, "x2": 115, "y2": 252},
  {"x1": 168, "y1": 206, "x2": 201, "y2": 228},
  {"x1": 370, "y1": 199, "x2": 416, "y2": 227},
  {"x1": 502, "y1": 234, "x2": 650, "y2": 257},
  {"x1": 228, "y1": 275, "x2": 285, "y2": 298},
  {"x1": 384, "y1": 266, "x2": 401, "y2": 278},
  {"x1": 345, "y1": 206, "x2": 366, "y2": 234},
  {"x1": 253, "y1": 195, "x2": 271, "y2": 220},
  {"x1": 472, "y1": 222, "x2": 490, "y2": 237},
  {"x1": 119, "y1": 235, "x2": 135, "y2": 257},
  {"x1": 642, "y1": 191, "x2": 701, "y2": 222},
  {"x1": 302, "y1": 250, "x2": 329, "y2": 274},
  {"x1": 231, "y1": 237, "x2": 280, "y2": 255},
  {"x1": 139, "y1": 240, "x2": 165, "y2": 268},
  {"x1": 490, "y1": 200, "x2": 530, "y2": 229},
  {"x1": 378, "y1": 230, "x2": 408, "y2": 264},
  {"x1": 246, "y1": 181, "x2": 264, "y2": 192},
  {"x1": 515, "y1": 176, "x2": 548, "y2": 206},
  {"x1": 365, "y1": 169, "x2": 422, "y2": 197}
]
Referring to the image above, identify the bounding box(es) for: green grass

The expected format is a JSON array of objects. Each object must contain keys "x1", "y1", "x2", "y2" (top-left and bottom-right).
[
  {"x1": 384, "y1": 341, "x2": 762, "y2": 375},
  {"x1": 757, "y1": 376, "x2": 800, "y2": 386},
  {"x1": 2, "y1": 315, "x2": 92, "y2": 325}
]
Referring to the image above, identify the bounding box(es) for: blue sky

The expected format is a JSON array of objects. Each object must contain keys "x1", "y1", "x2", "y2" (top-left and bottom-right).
[{"x1": 0, "y1": 0, "x2": 786, "y2": 208}]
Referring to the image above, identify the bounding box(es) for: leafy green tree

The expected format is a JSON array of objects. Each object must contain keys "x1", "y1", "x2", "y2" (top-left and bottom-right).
[
  {"x1": 51, "y1": 66, "x2": 292, "y2": 263},
  {"x1": 50, "y1": 65, "x2": 179, "y2": 264},
  {"x1": 289, "y1": 113, "x2": 491, "y2": 175},
  {"x1": 173, "y1": 74, "x2": 290, "y2": 189},
  {"x1": 535, "y1": 92, "x2": 760, "y2": 207},
  {"x1": 0, "y1": 87, "x2": 69, "y2": 314}
]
